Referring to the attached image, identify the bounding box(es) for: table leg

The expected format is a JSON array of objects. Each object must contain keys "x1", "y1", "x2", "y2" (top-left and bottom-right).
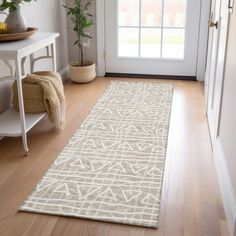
[
  {"x1": 30, "y1": 54, "x2": 34, "y2": 73},
  {"x1": 51, "y1": 42, "x2": 57, "y2": 72},
  {"x1": 15, "y1": 58, "x2": 29, "y2": 156}
]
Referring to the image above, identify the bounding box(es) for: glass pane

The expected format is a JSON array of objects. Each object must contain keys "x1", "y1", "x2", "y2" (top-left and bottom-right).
[
  {"x1": 162, "y1": 29, "x2": 185, "y2": 58},
  {"x1": 164, "y1": 0, "x2": 187, "y2": 27},
  {"x1": 141, "y1": 0, "x2": 162, "y2": 27},
  {"x1": 118, "y1": 28, "x2": 139, "y2": 57},
  {"x1": 141, "y1": 28, "x2": 161, "y2": 58},
  {"x1": 118, "y1": 0, "x2": 140, "y2": 26}
]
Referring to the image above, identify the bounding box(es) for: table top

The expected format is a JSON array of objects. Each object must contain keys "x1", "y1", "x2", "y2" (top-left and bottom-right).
[{"x1": 0, "y1": 32, "x2": 59, "y2": 56}]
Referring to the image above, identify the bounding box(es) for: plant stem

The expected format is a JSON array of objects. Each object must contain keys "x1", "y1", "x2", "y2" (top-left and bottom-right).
[{"x1": 80, "y1": 44, "x2": 84, "y2": 66}]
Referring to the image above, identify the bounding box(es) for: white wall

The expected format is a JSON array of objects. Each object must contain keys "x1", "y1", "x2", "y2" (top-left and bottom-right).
[
  {"x1": 218, "y1": 9, "x2": 236, "y2": 203},
  {"x1": 0, "y1": 0, "x2": 69, "y2": 114}
]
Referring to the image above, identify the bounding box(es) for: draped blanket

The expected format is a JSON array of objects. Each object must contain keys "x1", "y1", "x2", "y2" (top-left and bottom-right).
[{"x1": 13, "y1": 71, "x2": 65, "y2": 129}]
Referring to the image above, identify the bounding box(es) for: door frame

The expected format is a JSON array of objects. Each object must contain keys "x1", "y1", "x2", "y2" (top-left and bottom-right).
[
  {"x1": 206, "y1": 0, "x2": 231, "y2": 142},
  {"x1": 96, "y1": 0, "x2": 211, "y2": 81}
]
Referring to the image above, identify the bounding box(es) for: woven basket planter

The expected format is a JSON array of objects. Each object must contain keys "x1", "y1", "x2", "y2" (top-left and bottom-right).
[{"x1": 69, "y1": 62, "x2": 96, "y2": 83}]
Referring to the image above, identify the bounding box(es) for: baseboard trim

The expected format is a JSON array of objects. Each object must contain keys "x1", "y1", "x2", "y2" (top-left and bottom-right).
[
  {"x1": 59, "y1": 66, "x2": 69, "y2": 83},
  {"x1": 213, "y1": 138, "x2": 236, "y2": 235}
]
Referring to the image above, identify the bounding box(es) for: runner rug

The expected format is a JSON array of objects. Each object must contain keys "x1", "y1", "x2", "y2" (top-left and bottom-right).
[{"x1": 20, "y1": 81, "x2": 173, "y2": 228}]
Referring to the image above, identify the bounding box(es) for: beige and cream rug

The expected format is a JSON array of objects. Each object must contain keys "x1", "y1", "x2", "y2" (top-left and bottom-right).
[{"x1": 20, "y1": 81, "x2": 173, "y2": 228}]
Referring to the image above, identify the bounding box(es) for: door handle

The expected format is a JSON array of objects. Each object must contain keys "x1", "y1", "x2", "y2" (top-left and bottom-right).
[{"x1": 208, "y1": 20, "x2": 218, "y2": 29}]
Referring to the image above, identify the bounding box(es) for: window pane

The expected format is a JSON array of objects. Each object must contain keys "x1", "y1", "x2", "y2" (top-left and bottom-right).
[
  {"x1": 118, "y1": 0, "x2": 140, "y2": 26},
  {"x1": 162, "y1": 29, "x2": 185, "y2": 58},
  {"x1": 118, "y1": 28, "x2": 139, "y2": 57},
  {"x1": 163, "y1": 0, "x2": 187, "y2": 27},
  {"x1": 141, "y1": 0, "x2": 162, "y2": 27},
  {"x1": 141, "y1": 28, "x2": 161, "y2": 58}
]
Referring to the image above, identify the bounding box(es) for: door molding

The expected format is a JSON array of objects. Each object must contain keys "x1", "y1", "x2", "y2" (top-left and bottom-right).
[
  {"x1": 206, "y1": 0, "x2": 231, "y2": 142},
  {"x1": 96, "y1": 0, "x2": 106, "y2": 76},
  {"x1": 97, "y1": 0, "x2": 211, "y2": 80},
  {"x1": 197, "y1": 0, "x2": 211, "y2": 81}
]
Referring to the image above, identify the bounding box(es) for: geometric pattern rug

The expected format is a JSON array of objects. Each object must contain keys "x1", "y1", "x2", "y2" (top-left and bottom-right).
[{"x1": 19, "y1": 81, "x2": 173, "y2": 228}]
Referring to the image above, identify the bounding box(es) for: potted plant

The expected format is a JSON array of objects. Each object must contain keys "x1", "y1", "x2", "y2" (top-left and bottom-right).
[
  {"x1": 0, "y1": 0, "x2": 37, "y2": 33},
  {"x1": 64, "y1": 0, "x2": 96, "y2": 83}
]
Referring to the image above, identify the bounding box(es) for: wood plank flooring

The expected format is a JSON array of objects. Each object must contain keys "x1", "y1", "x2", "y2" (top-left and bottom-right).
[{"x1": 0, "y1": 77, "x2": 229, "y2": 236}]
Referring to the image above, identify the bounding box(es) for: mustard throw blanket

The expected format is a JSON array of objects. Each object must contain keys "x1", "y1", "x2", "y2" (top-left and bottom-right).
[{"x1": 13, "y1": 71, "x2": 66, "y2": 129}]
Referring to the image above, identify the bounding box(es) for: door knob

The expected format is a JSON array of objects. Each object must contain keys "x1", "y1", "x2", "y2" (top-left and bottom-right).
[{"x1": 208, "y1": 20, "x2": 218, "y2": 29}]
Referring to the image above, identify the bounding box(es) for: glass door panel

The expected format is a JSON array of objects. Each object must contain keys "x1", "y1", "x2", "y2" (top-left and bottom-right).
[
  {"x1": 118, "y1": 0, "x2": 140, "y2": 26},
  {"x1": 117, "y1": 0, "x2": 187, "y2": 59},
  {"x1": 141, "y1": 0, "x2": 162, "y2": 27},
  {"x1": 162, "y1": 29, "x2": 185, "y2": 58},
  {"x1": 118, "y1": 28, "x2": 139, "y2": 57},
  {"x1": 140, "y1": 28, "x2": 161, "y2": 58},
  {"x1": 163, "y1": 0, "x2": 186, "y2": 27}
]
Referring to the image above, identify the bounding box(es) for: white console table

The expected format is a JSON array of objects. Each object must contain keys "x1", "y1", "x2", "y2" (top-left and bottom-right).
[{"x1": 0, "y1": 33, "x2": 59, "y2": 155}]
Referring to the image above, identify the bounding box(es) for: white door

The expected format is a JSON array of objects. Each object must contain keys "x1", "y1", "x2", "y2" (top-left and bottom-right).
[
  {"x1": 205, "y1": 0, "x2": 230, "y2": 141},
  {"x1": 105, "y1": 0, "x2": 202, "y2": 76}
]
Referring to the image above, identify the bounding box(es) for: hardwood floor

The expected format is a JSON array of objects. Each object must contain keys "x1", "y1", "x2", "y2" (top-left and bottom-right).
[{"x1": 0, "y1": 77, "x2": 229, "y2": 236}]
